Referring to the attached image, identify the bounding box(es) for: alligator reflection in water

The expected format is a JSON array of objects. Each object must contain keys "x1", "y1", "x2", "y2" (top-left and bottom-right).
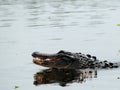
[{"x1": 33, "y1": 69, "x2": 97, "y2": 87}]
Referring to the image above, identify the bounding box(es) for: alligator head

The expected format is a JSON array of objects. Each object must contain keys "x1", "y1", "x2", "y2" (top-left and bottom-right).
[{"x1": 32, "y1": 50, "x2": 82, "y2": 69}]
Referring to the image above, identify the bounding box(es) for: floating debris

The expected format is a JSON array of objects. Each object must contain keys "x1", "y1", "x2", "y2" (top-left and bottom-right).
[
  {"x1": 117, "y1": 24, "x2": 120, "y2": 26},
  {"x1": 14, "y1": 86, "x2": 19, "y2": 89},
  {"x1": 118, "y1": 50, "x2": 120, "y2": 53}
]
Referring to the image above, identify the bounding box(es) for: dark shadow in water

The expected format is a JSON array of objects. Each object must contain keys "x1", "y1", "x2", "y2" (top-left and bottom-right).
[{"x1": 33, "y1": 69, "x2": 97, "y2": 87}]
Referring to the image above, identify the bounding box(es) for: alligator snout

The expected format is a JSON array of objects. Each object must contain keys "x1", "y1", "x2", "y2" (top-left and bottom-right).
[
  {"x1": 32, "y1": 52, "x2": 58, "y2": 59},
  {"x1": 32, "y1": 52, "x2": 49, "y2": 59},
  {"x1": 32, "y1": 52, "x2": 40, "y2": 57}
]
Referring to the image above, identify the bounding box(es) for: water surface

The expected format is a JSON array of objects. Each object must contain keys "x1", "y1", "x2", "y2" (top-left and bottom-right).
[{"x1": 0, "y1": 0, "x2": 120, "y2": 90}]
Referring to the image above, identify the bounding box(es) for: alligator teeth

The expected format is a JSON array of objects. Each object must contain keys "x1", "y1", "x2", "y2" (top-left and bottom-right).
[
  {"x1": 36, "y1": 58, "x2": 39, "y2": 60},
  {"x1": 33, "y1": 57, "x2": 49, "y2": 62},
  {"x1": 46, "y1": 59, "x2": 50, "y2": 61},
  {"x1": 33, "y1": 58, "x2": 38, "y2": 60},
  {"x1": 33, "y1": 57, "x2": 41, "y2": 60}
]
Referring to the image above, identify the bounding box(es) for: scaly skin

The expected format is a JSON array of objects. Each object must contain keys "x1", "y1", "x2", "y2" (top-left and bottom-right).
[{"x1": 32, "y1": 50, "x2": 119, "y2": 69}]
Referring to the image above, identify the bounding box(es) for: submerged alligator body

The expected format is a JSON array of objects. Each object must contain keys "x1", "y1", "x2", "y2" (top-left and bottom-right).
[{"x1": 32, "y1": 50, "x2": 120, "y2": 69}]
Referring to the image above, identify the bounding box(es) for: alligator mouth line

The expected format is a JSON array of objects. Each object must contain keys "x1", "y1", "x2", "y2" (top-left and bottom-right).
[
  {"x1": 33, "y1": 57, "x2": 60, "y2": 66},
  {"x1": 33, "y1": 57, "x2": 60, "y2": 62},
  {"x1": 32, "y1": 52, "x2": 61, "y2": 66}
]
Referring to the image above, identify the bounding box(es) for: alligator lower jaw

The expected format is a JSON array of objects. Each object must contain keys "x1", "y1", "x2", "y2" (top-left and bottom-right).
[
  {"x1": 33, "y1": 57, "x2": 49, "y2": 61},
  {"x1": 32, "y1": 57, "x2": 60, "y2": 66}
]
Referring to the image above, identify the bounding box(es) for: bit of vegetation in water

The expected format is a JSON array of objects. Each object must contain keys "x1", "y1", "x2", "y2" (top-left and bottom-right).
[
  {"x1": 117, "y1": 24, "x2": 120, "y2": 26},
  {"x1": 117, "y1": 77, "x2": 120, "y2": 79},
  {"x1": 14, "y1": 86, "x2": 19, "y2": 89},
  {"x1": 118, "y1": 50, "x2": 120, "y2": 53}
]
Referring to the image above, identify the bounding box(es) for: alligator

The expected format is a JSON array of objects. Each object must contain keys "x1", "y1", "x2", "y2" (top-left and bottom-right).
[{"x1": 32, "y1": 50, "x2": 120, "y2": 69}]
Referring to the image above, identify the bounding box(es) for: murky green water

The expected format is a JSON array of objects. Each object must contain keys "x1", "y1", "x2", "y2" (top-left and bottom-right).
[{"x1": 0, "y1": 0, "x2": 120, "y2": 90}]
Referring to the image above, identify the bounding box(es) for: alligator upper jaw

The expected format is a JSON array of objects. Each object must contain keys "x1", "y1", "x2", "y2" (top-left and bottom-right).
[{"x1": 32, "y1": 52, "x2": 58, "y2": 59}]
